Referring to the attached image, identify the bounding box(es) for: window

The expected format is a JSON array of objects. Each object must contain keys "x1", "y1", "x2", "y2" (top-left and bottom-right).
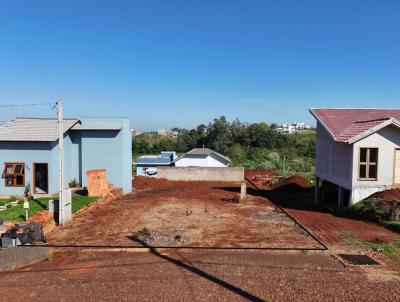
[
  {"x1": 359, "y1": 148, "x2": 378, "y2": 180},
  {"x1": 2, "y1": 163, "x2": 25, "y2": 187}
]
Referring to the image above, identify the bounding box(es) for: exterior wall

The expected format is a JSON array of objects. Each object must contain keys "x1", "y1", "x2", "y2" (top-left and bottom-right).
[
  {"x1": 315, "y1": 122, "x2": 353, "y2": 189},
  {"x1": 174, "y1": 154, "x2": 229, "y2": 167},
  {"x1": 0, "y1": 117, "x2": 132, "y2": 196},
  {"x1": 351, "y1": 125, "x2": 400, "y2": 204},
  {"x1": 0, "y1": 141, "x2": 55, "y2": 195},
  {"x1": 78, "y1": 117, "x2": 132, "y2": 194},
  {"x1": 156, "y1": 166, "x2": 244, "y2": 182}
]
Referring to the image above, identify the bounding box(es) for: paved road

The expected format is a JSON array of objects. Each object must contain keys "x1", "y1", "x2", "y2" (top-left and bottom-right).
[{"x1": 0, "y1": 249, "x2": 399, "y2": 301}]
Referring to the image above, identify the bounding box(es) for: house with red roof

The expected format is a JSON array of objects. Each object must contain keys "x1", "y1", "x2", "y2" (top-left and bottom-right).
[{"x1": 310, "y1": 108, "x2": 400, "y2": 206}]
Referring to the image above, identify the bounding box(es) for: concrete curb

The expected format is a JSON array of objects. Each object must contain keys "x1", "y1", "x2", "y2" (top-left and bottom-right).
[{"x1": 0, "y1": 246, "x2": 49, "y2": 272}]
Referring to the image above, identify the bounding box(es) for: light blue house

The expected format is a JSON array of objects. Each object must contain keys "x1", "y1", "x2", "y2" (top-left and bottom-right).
[
  {"x1": 0, "y1": 117, "x2": 132, "y2": 196},
  {"x1": 136, "y1": 152, "x2": 176, "y2": 176}
]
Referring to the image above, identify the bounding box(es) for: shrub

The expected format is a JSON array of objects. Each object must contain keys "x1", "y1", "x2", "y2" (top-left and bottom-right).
[
  {"x1": 24, "y1": 183, "x2": 33, "y2": 200},
  {"x1": 384, "y1": 221, "x2": 400, "y2": 233},
  {"x1": 69, "y1": 179, "x2": 79, "y2": 188},
  {"x1": 8, "y1": 195, "x2": 18, "y2": 202}
]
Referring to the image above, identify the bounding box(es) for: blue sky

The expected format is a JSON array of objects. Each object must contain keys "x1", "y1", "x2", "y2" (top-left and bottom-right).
[{"x1": 0, "y1": 1, "x2": 399, "y2": 131}]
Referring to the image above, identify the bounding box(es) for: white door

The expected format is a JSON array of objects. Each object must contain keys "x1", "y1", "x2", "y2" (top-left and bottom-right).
[{"x1": 395, "y1": 149, "x2": 400, "y2": 185}]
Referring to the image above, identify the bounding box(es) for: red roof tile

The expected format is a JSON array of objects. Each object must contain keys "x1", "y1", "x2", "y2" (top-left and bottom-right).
[{"x1": 310, "y1": 109, "x2": 400, "y2": 143}]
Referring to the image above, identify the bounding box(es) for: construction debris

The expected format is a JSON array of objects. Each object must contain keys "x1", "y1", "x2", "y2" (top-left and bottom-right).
[{"x1": 0, "y1": 222, "x2": 46, "y2": 247}]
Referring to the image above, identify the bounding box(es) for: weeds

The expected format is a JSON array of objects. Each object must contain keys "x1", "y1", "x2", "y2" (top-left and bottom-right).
[
  {"x1": 47, "y1": 251, "x2": 54, "y2": 262},
  {"x1": 340, "y1": 230, "x2": 400, "y2": 262}
]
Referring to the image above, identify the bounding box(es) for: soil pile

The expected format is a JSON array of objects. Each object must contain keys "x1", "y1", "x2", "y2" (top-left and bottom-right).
[
  {"x1": 245, "y1": 169, "x2": 279, "y2": 189},
  {"x1": 272, "y1": 175, "x2": 311, "y2": 193},
  {"x1": 245, "y1": 169, "x2": 278, "y2": 180},
  {"x1": 369, "y1": 189, "x2": 400, "y2": 201}
]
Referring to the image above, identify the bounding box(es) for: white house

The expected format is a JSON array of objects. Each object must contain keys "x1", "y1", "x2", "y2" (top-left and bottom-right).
[
  {"x1": 173, "y1": 148, "x2": 231, "y2": 167},
  {"x1": 310, "y1": 108, "x2": 400, "y2": 206}
]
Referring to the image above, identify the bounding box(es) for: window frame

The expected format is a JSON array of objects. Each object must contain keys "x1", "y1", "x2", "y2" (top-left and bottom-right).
[
  {"x1": 3, "y1": 162, "x2": 25, "y2": 187},
  {"x1": 358, "y1": 148, "x2": 379, "y2": 181}
]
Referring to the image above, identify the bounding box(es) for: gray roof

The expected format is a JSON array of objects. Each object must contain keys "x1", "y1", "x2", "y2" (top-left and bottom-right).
[
  {"x1": 174, "y1": 148, "x2": 231, "y2": 163},
  {"x1": 136, "y1": 156, "x2": 173, "y2": 165},
  {"x1": 71, "y1": 124, "x2": 122, "y2": 131},
  {"x1": 0, "y1": 118, "x2": 79, "y2": 142}
]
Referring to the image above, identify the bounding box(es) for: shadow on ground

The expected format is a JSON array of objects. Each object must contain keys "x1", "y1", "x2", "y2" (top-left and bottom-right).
[{"x1": 127, "y1": 235, "x2": 266, "y2": 302}]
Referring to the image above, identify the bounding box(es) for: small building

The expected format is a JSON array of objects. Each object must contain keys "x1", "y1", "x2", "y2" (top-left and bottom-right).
[
  {"x1": 310, "y1": 108, "x2": 400, "y2": 206},
  {"x1": 276, "y1": 124, "x2": 296, "y2": 135},
  {"x1": 173, "y1": 148, "x2": 231, "y2": 167},
  {"x1": 157, "y1": 129, "x2": 168, "y2": 136},
  {"x1": 0, "y1": 117, "x2": 132, "y2": 196},
  {"x1": 136, "y1": 152, "x2": 176, "y2": 176}
]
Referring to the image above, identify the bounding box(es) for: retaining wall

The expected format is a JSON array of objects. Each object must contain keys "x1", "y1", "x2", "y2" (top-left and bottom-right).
[{"x1": 156, "y1": 166, "x2": 245, "y2": 182}]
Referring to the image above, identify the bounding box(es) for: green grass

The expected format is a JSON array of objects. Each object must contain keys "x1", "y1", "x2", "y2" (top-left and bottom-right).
[
  {"x1": 340, "y1": 230, "x2": 400, "y2": 262},
  {"x1": 0, "y1": 196, "x2": 97, "y2": 222},
  {"x1": 71, "y1": 195, "x2": 97, "y2": 213},
  {"x1": 0, "y1": 199, "x2": 10, "y2": 206}
]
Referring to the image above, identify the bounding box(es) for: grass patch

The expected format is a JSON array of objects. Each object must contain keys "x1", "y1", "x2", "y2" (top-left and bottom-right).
[
  {"x1": 340, "y1": 230, "x2": 400, "y2": 262},
  {"x1": 0, "y1": 199, "x2": 9, "y2": 206},
  {"x1": 0, "y1": 196, "x2": 97, "y2": 222},
  {"x1": 71, "y1": 195, "x2": 97, "y2": 213}
]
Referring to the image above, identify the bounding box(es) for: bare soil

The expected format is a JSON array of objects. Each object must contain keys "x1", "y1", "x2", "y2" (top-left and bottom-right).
[
  {"x1": 370, "y1": 188, "x2": 400, "y2": 201},
  {"x1": 47, "y1": 178, "x2": 320, "y2": 248},
  {"x1": 1, "y1": 249, "x2": 400, "y2": 302},
  {"x1": 245, "y1": 169, "x2": 278, "y2": 190}
]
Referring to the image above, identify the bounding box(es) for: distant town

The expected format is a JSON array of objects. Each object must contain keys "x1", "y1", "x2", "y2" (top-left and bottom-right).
[{"x1": 131, "y1": 121, "x2": 313, "y2": 137}]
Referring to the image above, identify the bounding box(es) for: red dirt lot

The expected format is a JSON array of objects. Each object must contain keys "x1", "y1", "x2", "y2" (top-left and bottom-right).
[
  {"x1": 282, "y1": 208, "x2": 398, "y2": 244},
  {"x1": 47, "y1": 177, "x2": 320, "y2": 248},
  {"x1": 264, "y1": 181, "x2": 399, "y2": 245},
  {"x1": 1, "y1": 249, "x2": 400, "y2": 302}
]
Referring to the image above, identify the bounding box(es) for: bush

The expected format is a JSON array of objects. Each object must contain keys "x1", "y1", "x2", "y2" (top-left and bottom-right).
[
  {"x1": 8, "y1": 195, "x2": 18, "y2": 202},
  {"x1": 348, "y1": 200, "x2": 387, "y2": 222},
  {"x1": 384, "y1": 221, "x2": 400, "y2": 233},
  {"x1": 69, "y1": 178, "x2": 79, "y2": 188}
]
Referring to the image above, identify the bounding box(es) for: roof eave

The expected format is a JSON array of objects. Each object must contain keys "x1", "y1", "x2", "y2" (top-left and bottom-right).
[{"x1": 309, "y1": 108, "x2": 339, "y2": 142}]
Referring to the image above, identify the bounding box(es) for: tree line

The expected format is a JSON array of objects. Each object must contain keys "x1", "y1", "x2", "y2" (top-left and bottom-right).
[{"x1": 133, "y1": 116, "x2": 316, "y2": 176}]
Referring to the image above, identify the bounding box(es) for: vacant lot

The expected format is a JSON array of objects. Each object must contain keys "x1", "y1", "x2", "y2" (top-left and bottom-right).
[{"x1": 47, "y1": 177, "x2": 320, "y2": 248}]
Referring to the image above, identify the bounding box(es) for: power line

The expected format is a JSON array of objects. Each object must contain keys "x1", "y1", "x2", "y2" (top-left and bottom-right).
[{"x1": 0, "y1": 102, "x2": 56, "y2": 108}]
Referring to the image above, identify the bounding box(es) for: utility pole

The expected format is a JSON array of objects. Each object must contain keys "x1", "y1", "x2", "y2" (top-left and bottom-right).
[
  {"x1": 57, "y1": 99, "x2": 65, "y2": 225},
  {"x1": 282, "y1": 155, "x2": 286, "y2": 177}
]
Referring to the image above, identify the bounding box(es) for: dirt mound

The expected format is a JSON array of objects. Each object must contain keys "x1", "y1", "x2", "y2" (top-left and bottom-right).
[
  {"x1": 245, "y1": 169, "x2": 278, "y2": 180},
  {"x1": 369, "y1": 189, "x2": 400, "y2": 201},
  {"x1": 273, "y1": 175, "x2": 311, "y2": 193},
  {"x1": 245, "y1": 169, "x2": 279, "y2": 189}
]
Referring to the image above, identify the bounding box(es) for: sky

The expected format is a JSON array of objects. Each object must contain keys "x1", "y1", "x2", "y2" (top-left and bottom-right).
[{"x1": 0, "y1": 0, "x2": 399, "y2": 131}]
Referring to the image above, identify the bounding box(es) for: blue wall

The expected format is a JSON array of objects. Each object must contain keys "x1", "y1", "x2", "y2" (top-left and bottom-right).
[
  {"x1": 78, "y1": 117, "x2": 132, "y2": 193},
  {"x1": 0, "y1": 117, "x2": 132, "y2": 195},
  {"x1": 0, "y1": 141, "x2": 55, "y2": 195}
]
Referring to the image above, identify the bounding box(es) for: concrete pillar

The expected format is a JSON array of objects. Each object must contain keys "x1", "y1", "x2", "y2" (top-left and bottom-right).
[
  {"x1": 338, "y1": 186, "x2": 344, "y2": 208},
  {"x1": 314, "y1": 176, "x2": 320, "y2": 206},
  {"x1": 240, "y1": 182, "x2": 247, "y2": 202}
]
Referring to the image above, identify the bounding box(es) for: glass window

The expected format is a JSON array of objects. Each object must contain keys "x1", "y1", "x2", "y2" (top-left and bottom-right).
[
  {"x1": 2, "y1": 163, "x2": 25, "y2": 187},
  {"x1": 359, "y1": 148, "x2": 378, "y2": 180}
]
